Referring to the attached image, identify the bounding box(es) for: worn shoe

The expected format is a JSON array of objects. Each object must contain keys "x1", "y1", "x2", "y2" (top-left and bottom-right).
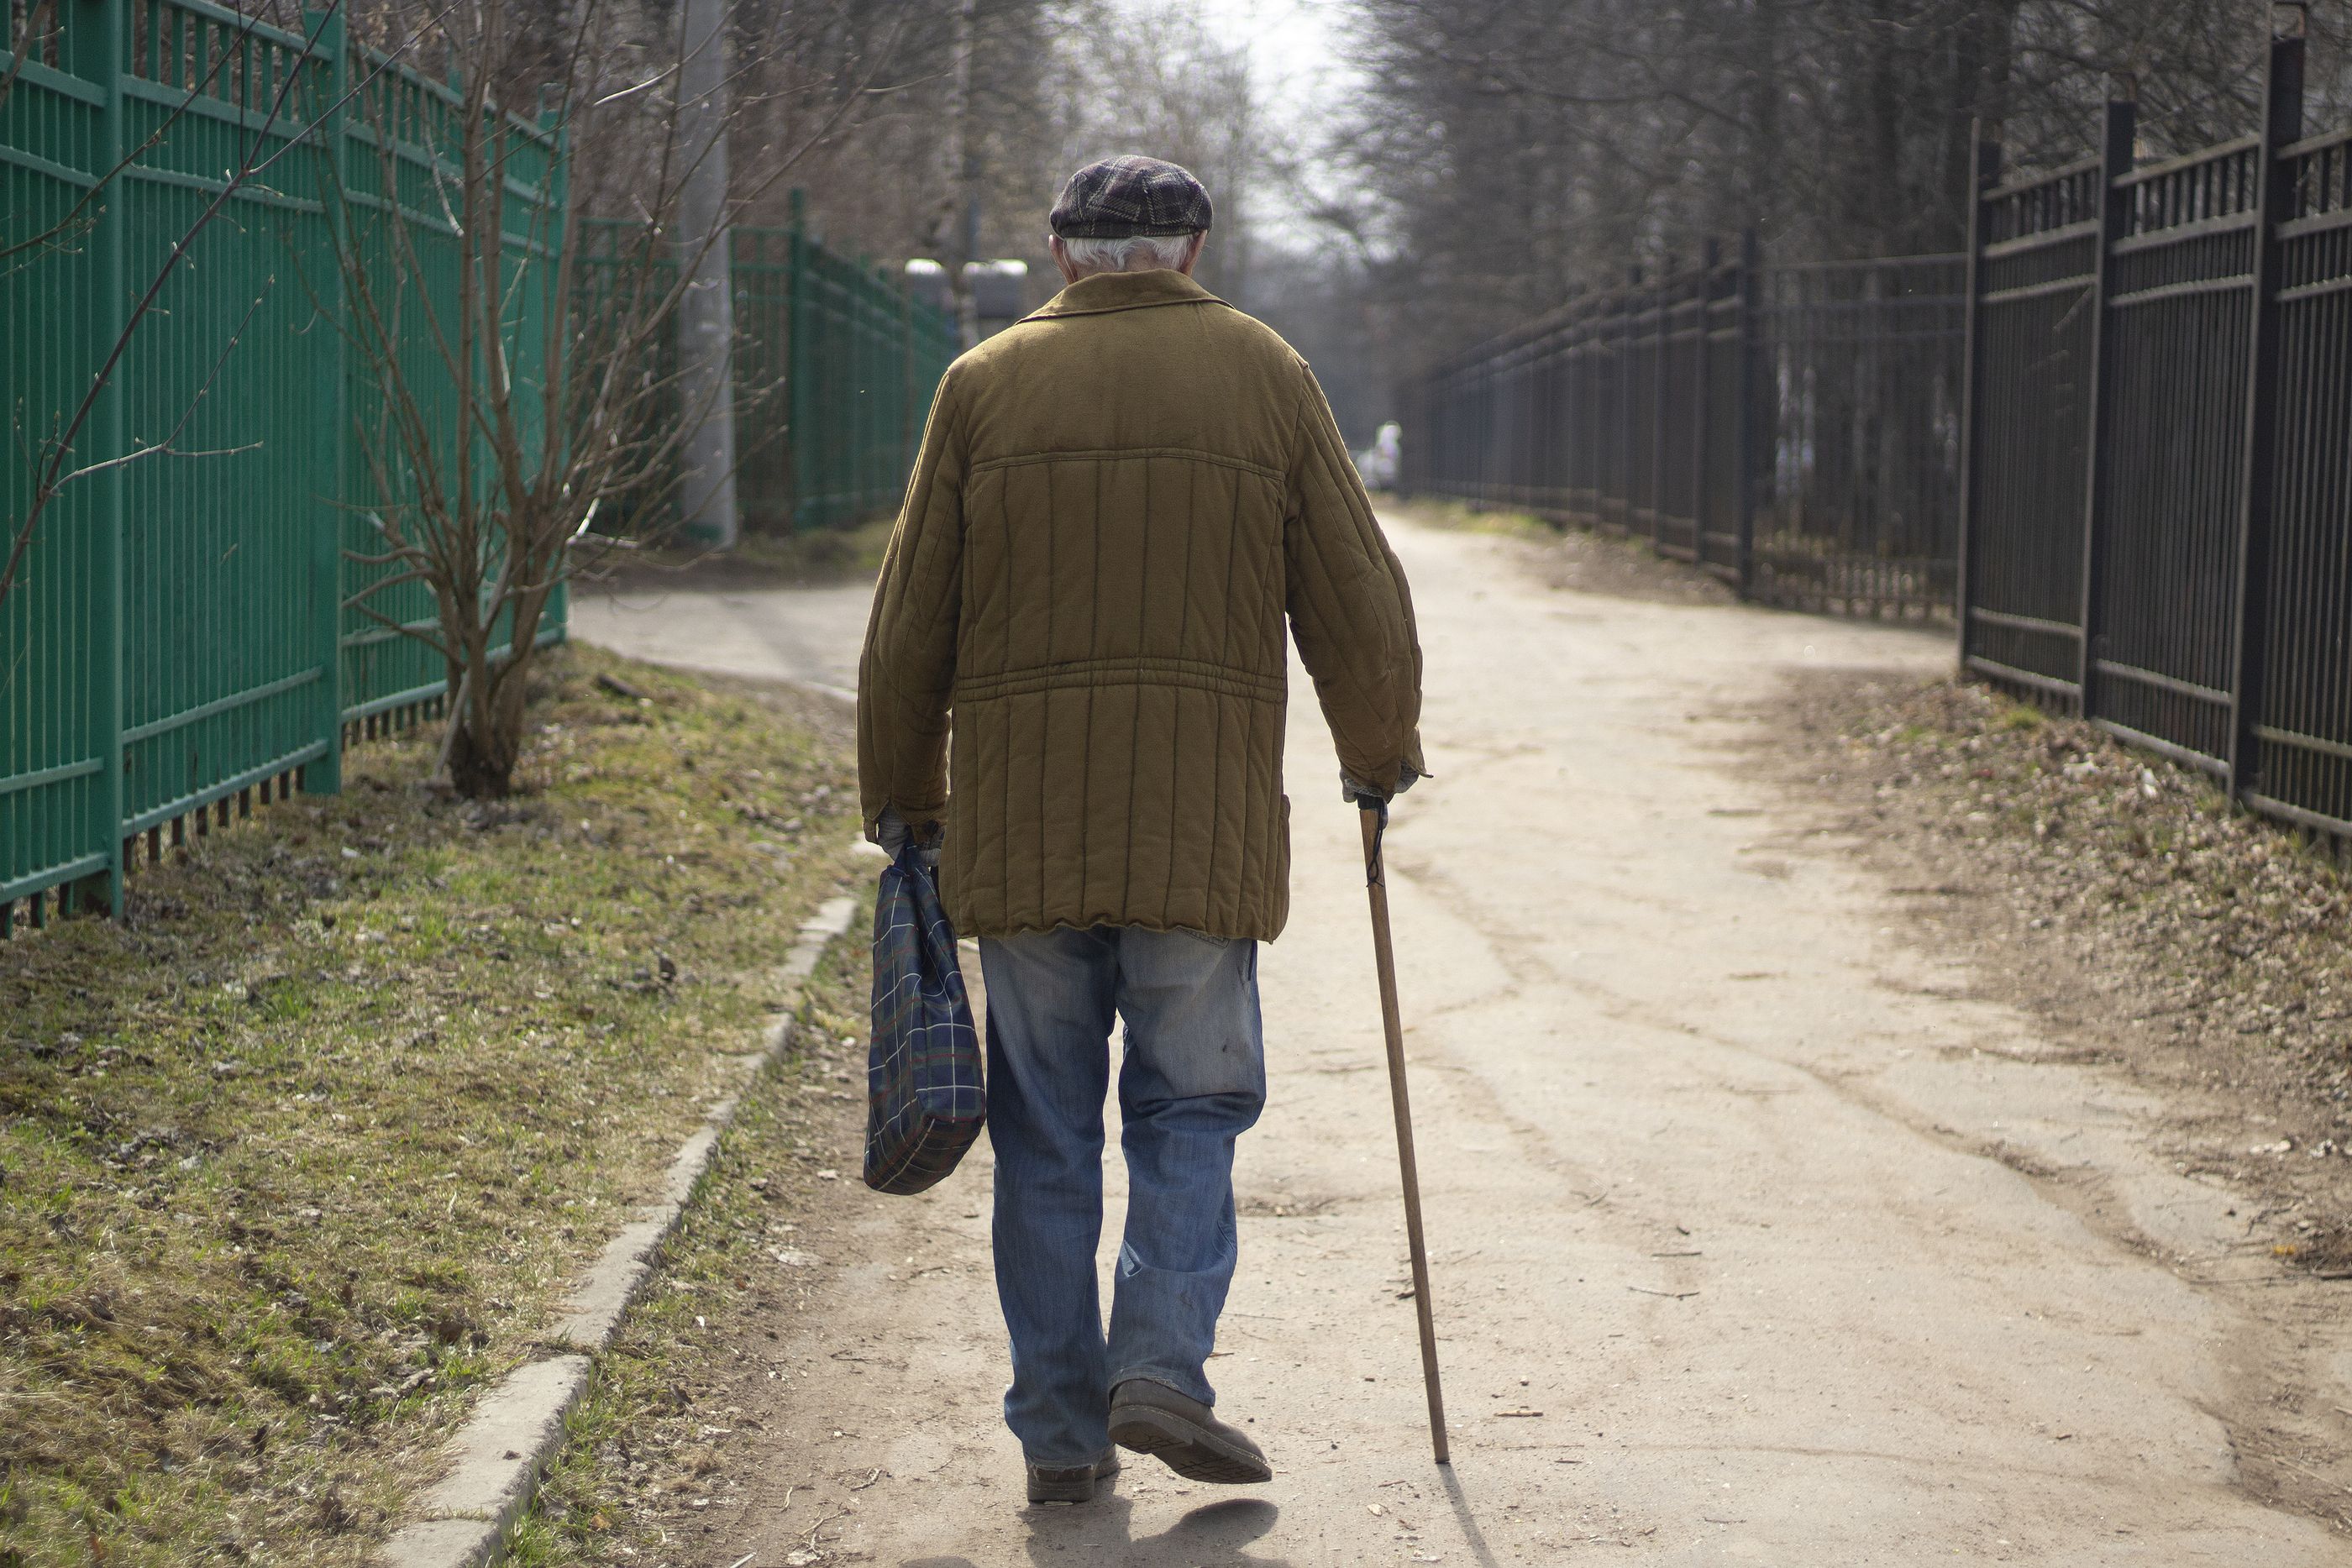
[
  {"x1": 1025, "y1": 1452, "x2": 1121, "y2": 1505},
  {"x1": 1108, "y1": 1378, "x2": 1272, "y2": 1484}
]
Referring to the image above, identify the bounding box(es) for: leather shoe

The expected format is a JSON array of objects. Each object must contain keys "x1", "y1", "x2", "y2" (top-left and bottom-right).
[
  {"x1": 1025, "y1": 1451, "x2": 1121, "y2": 1505},
  {"x1": 1108, "y1": 1378, "x2": 1271, "y2": 1484}
]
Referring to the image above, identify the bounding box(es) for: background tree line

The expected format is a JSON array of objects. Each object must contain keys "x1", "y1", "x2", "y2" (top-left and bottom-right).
[{"x1": 1339, "y1": 0, "x2": 2352, "y2": 382}]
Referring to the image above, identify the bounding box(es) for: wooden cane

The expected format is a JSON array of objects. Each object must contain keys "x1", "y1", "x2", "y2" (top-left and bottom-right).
[{"x1": 1360, "y1": 801, "x2": 1450, "y2": 1465}]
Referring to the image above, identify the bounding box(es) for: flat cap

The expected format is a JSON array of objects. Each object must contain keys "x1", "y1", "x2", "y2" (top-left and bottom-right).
[{"x1": 1049, "y1": 155, "x2": 1213, "y2": 239}]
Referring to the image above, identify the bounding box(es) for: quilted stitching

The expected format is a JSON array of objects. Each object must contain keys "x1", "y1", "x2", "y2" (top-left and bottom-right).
[
  {"x1": 954, "y1": 656, "x2": 1286, "y2": 705},
  {"x1": 857, "y1": 270, "x2": 1424, "y2": 941}
]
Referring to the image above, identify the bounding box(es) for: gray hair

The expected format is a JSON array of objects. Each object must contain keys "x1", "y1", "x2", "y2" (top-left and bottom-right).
[{"x1": 1058, "y1": 232, "x2": 1200, "y2": 274}]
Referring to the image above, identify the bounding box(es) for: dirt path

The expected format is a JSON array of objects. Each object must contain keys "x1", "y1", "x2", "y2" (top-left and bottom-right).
[
  {"x1": 575, "y1": 517, "x2": 2352, "y2": 1565},
  {"x1": 570, "y1": 581, "x2": 872, "y2": 701}
]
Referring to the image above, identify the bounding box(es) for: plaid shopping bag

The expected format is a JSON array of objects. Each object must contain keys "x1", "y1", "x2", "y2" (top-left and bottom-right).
[{"x1": 862, "y1": 842, "x2": 984, "y2": 1194}]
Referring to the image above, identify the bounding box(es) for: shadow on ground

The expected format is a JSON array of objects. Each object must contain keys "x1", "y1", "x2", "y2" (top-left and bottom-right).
[
  {"x1": 1440, "y1": 1466, "x2": 1505, "y2": 1568},
  {"x1": 903, "y1": 1494, "x2": 1289, "y2": 1567}
]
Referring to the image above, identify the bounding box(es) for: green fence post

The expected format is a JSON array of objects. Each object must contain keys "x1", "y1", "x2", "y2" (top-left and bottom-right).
[
  {"x1": 878, "y1": 263, "x2": 894, "y2": 510},
  {"x1": 787, "y1": 190, "x2": 811, "y2": 532},
  {"x1": 824, "y1": 252, "x2": 843, "y2": 527},
  {"x1": 860, "y1": 258, "x2": 879, "y2": 512},
  {"x1": 304, "y1": 5, "x2": 348, "y2": 794},
  {"x1": 829, "y1": 254, "x2": 844, "y2": 527},
  {"x1": 543, "y1": 104, "x2": 571, "y2": 642},
  {"x1": 856, "y1": 260, "x2": 871, "y2": 513},
  {"x1": 66, "y1": 0, "x2": 130, "y2": 915},
  {"x1": 899, "y1": 269, "x2": 916, "y2": 482}
]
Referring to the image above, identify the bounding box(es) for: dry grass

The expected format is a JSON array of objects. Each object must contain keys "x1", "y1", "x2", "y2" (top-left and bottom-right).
[
  {"x1": 1381, "y1": 496, "x2": 1736, "y2": 606},
  {"x1": 501, "y1": 900, "x2": 874, "y2": 1565},
  {"x1": 581, "y1": 518, "x2": 898, "y2": 595},
  {"x1": 1378, "y1": 495, "x2": 1557, "y2": 542},
  {"x1": 0, "y1": 642, "x2": 859, "y2": 1565}
]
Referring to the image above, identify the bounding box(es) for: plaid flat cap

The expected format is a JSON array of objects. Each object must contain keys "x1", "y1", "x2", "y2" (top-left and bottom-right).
[{"x1": 1050, "y1": 155, "x2": 1213, "y2": 239}]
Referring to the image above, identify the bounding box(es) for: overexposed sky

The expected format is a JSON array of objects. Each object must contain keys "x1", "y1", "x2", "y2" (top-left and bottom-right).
[
  {"x1": 1214, "y1": 0, "x2": 1362, "y2": 128},
  {"x1": 1116, "y1": 0, "x2": 1366, "y2": 157}
]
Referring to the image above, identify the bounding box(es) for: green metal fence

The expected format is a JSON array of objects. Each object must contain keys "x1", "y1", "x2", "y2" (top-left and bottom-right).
[
  {"x1": 585, "y1": 192, "x2": 960, "y2": 536},
  {"x1": 1, "y1": 0, "x2": 564, "y2": 929},
  {"x1": 769, "y1": 190, "x2": 961, "y2": 531}
]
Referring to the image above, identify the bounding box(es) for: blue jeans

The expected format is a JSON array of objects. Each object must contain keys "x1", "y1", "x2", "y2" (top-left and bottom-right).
[{"x1": 978, "y1": 925, "x2": 1266, "y2": 1466}]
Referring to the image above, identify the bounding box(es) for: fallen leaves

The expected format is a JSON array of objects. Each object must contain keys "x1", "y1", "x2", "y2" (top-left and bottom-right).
[{"x1": 1782, "y1": 670, "x2": 2352, "y2": 1275}]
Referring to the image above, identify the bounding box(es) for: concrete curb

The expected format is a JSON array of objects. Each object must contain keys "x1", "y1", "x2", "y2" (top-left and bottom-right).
[{"x1": 375, "y1": 892, "x2": 863, "y2": 1568}]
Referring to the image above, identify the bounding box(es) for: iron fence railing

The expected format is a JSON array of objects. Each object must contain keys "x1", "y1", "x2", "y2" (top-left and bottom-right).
[
  {"x1": 1411, "y1": 21, "x2": 2352, "y2": 844},
  {"x1": 1956, "y1": 25, "x2": 2352, "y2": 839},
  {"x1": 1753, "y1": 257, "x2": 1966, "y2": 614},
  {"x1": 1, "y1": 1, "x2": 562, "y2": 930},
  {"x1": 1403, "y1": 242, "x2": 1966, "y2": 616}
]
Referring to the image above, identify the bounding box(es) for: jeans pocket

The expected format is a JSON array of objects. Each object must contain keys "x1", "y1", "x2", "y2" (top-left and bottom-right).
[{"x1": 1168, "y1": 927, "x2": 1231, "y2": 949}]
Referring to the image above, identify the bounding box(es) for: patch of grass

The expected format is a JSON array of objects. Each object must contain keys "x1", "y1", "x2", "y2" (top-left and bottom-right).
[
  {"x1": 1385, "y1": 496, "x2": 1738, "y2": 608},
  {"x1": 1993, "y1": 701, "x2": 2046, "y2": 732},
  {"x1": 503, "y1": 898, "x2": 875, "y2": 1563},
  {"x1": 735, "y1": 519, "x2": 897, "y2": 581},
  {"x1": 585, "y1": 517, "x2": 897, "y2": 593},
  {"x1": 0, "y1": 643, "x2": 860, "y2": 1565}
]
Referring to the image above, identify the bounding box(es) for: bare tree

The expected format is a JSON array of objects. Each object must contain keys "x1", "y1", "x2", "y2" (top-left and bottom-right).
[
  {"x1": 715, "y1": 1, "x2": 1061, "y2": 294},
  {"x1": 1044, "y1": 0, "x2": 1262, "y2": 302},
  {"x1": 322, "y1": 0, "x2": 958, "y2": 796}
]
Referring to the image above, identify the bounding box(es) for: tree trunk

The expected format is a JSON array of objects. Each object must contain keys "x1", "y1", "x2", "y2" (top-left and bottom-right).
[
  {"x1": 444, "y1": 648, "x2": 535, "y2": 797},
  {"x1": 445, "y1": 706, "x2": 521, "y2": 797}
]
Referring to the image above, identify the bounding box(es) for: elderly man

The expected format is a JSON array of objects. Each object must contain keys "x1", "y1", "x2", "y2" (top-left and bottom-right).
[{"x1": 858, "y1": 155, "x2": 1424, "y2": 1506}]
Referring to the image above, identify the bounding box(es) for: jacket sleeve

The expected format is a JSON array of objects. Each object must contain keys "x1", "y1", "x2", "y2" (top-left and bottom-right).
[
  {"x1": 858, "y1": 368, "x2": 966, "y2": 836},
  {"x1": 1282, "y1": 359, "x2": 1427, "y2": 789}
]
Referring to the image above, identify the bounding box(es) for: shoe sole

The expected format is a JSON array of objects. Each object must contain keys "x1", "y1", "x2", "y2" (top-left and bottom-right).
[
  {"x1": 1108, "y1": 1405, "x2": 1272, "y2": 1485},
  {"x1": 1026, "y1": 1458, "x2": 1121, "y2": 1505}
]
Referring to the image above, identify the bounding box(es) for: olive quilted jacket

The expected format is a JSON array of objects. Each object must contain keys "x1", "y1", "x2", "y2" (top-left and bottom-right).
[{"x1": 856, "y1": 268, "x2": 1425, "y2": 941}]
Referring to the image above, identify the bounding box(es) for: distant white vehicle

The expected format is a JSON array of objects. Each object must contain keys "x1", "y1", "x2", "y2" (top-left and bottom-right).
[
  {"x1": 1356, "y1": 421, "x2": 1402, "y2": 490},
  {"x1": 902, "y1": 258, "x2": 1031, "y2": 340}
]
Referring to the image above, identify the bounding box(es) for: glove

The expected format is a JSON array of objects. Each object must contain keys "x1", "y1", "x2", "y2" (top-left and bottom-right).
[
  {"x1": 871, "y1": 806, "x2": 942, "y2": 868},
  {"x1": 1340, "y1": 763, "x2": 1420, "y2": 805}
]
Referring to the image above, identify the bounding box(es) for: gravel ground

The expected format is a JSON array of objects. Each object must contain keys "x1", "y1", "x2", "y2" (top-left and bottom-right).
[{"x1": 1766, "y1": 670, "x2": 2352, "y2": 1277}]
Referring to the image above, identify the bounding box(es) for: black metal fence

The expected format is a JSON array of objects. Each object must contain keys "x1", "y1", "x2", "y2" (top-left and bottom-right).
[
  {"x1": 1402, "y1": 242, "x2": 1966, "y2": 617},
  {"x1": 1957, "y1": 26, "x2": 2352, "y2": 837},
  {"x1": 1408, "y1": 20, "x2": 2352, "y2": 840},
  {"x1": 1755, "y1": 259, "x2": 1967, "y2": 613}
]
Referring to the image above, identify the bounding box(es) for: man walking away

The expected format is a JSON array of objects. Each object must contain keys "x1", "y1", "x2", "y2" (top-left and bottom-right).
[{"x1": 858, "y1": 155, "x2": 1425, "y2": 1506}]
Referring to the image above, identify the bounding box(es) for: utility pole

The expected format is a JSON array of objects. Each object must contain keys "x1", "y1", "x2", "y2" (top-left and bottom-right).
[
  {"x1": 676, "y1": 0, "x2": 738, "y2": 546},
  {"x1": 937, "y1": 0, "x2": 979, "y2": 350}
]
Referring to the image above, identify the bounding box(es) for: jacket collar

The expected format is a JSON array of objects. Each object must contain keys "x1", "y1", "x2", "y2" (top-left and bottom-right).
[{"x1": 1021, "y1": 268, "x2": 1229, "y2": 323}]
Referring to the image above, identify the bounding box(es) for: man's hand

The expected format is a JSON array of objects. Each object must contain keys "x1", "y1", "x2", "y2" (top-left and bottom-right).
[
  {"x1": 1340, "y1": 763, "x2": 1420, "y2": 806},
  {"x1": 872, "y1": 807, "x2": 942, "y2": 868}
]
